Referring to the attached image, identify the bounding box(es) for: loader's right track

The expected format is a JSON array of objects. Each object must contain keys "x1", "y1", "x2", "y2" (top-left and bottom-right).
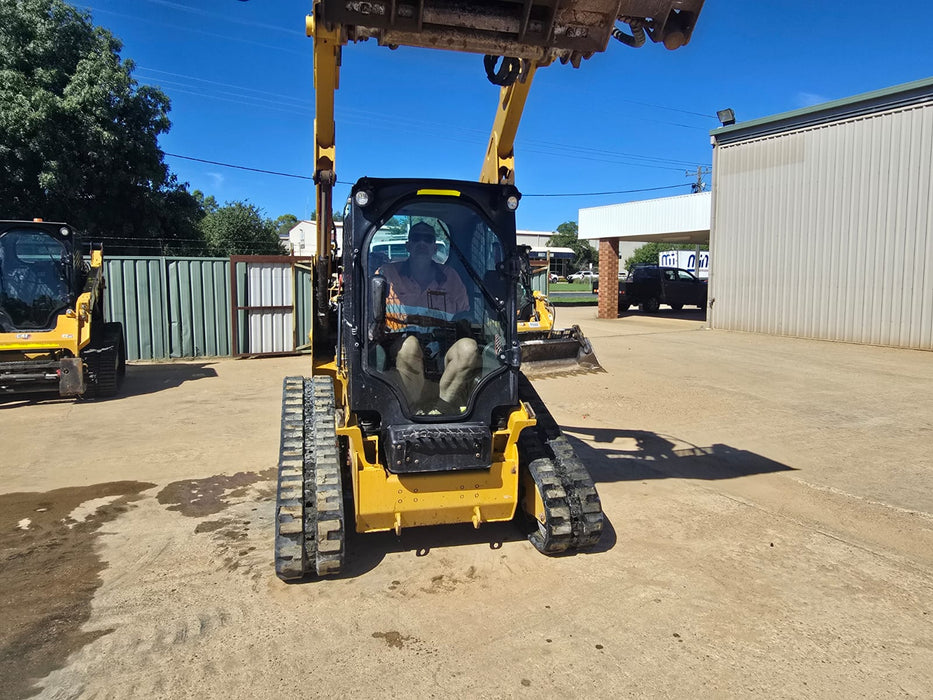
[
  {"x1": 274, "y1": 375, "x2": 346, "y2": 581},
  {"x1": 518, "y1": 373, "x2": 603, "y2": 554}
]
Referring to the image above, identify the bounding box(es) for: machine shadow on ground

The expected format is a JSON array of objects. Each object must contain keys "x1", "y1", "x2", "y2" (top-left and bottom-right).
[
  {"x1": 0, "y1": 362, "x2": 220, "y2": 407},
  {"x1": 560, "y1": 427, "x2": 794, "y2": 483},
  {"x1": 117, "y1": 362, "x2": 220, "y2": 397},
  {"x1": 0, "y1": 394, "x2": 76, "y2": 408}
]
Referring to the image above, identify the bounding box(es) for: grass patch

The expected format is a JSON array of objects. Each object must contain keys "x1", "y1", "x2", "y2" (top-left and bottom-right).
[
  {"x1": 549, "y1": 282, "x2": 596, "y2": 293},
  {"x1": 551, "y1": 296, "x2": 598, "y2": 305}
]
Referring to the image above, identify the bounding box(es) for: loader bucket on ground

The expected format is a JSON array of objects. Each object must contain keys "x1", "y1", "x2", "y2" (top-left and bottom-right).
[{"x1": 519, "y1": 324, "x2": 603, "y2": 378}]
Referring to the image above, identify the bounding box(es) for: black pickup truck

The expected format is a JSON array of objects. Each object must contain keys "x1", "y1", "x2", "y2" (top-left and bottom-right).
[{"x1": 594, "y1": 266, "x2": 708, "y2": 313}]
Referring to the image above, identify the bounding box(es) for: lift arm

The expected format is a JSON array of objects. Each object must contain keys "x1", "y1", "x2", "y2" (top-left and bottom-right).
[
  {"x1": 479, "y1": 62, "x2": 542, "y2": 186},
  {"x1": 303, "y1": 0, "x2": 704, "y2": 343},
  {"x1": 307, "y1": 14, "x2": 341, "y2": 338}
]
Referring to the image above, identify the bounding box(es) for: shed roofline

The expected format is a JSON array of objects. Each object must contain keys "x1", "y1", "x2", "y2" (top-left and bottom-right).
[
  {"x1": 579, "y1": 190, "x2": 710, "y2": 215},
  {"x1": 711, "y1": 76, "x2": 933, "y2": 145}
]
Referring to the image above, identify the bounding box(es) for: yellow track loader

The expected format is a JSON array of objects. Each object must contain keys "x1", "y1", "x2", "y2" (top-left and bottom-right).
[
  {"x1": 274, "y1": 0, "x2": 704, "y2": 579},
  {"x1": 515, "y1": 245, "x2": 600, "y2": 372},
  {"x1": 0, "y1": 220, "x2": 125, "y2": 398}
]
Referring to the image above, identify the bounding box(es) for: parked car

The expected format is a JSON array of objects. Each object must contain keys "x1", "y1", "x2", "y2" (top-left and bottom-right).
[
  {"x1": 595, "y1": 265, "x2": 707, "y2": 313},
  {"x1": 549, "y1": 272, "x2": 559, "y2": 283},
  {"x1": 567, "y1": 270, "x2": 598, "y2": 282}
]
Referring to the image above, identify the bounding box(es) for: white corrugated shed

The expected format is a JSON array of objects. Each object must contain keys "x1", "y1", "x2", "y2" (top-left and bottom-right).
[
  {"x1": 288, "y1": 220, "x2": 344, "y2": 256},
  {"x1": 247, "y1": 263, "x2": 294, "y2": 353},
  {"x1": 579, "y1": 191, "x2": 711, "y2": 243},
  {"x1": 710, "y1": 77, "x2": 933, "y2": 350}
]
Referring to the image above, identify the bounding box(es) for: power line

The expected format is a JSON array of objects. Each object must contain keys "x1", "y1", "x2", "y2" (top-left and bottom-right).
[
  {"x1": 136, "y1": 66, "x2": 313, "y2": 105},
  {"x1": 615, "y1": 98, "x2": 717, "y2": 120},
  {"x1": 164, "y1": 153, "x2": 701, "y2": 198},
  {"x1": 139, "y1": 0, "x2": 298, "y2": 36},
  {"x1": 89, "y1": 2, "x2": 716, "y2": 125},
  {"x1": 78, "y1": 4, "x2": 308, "y2": 58},
  {"x1": 164, "y1": 152, "x2": 314, "y2": 180},
  {"x1": 522, "y1": 184, "x2": 691, "y2": 197},
  {"x1": 135, "y1": 69, "x2": 711, "y2": 169},
  {"x1": 686, "y1": 165, "x2": 712, "y2": 192}
]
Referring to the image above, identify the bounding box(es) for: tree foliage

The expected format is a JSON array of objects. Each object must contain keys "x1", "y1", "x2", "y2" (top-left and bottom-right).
[
  {"x1": 0, "y1": 0, "x2": 204, "y2": 251},
  {"x1": 1, "y1": 1, "x2": 313, "y2": 258},
  {"x1": 273, "y1": 214, "x2": 299, "y2": 239},
  {"x1": 199, "y1": 202, "x2": 285, "y2": 256},
  {"x1": 624, "y1": 242, "x2": 709, "y2": 271},
  {"x1": 309, "y1": 210, "x2": 345, "y2": 222},
  {"x1": 548, "y1": 220, "x2": 597, "y2": 272}
]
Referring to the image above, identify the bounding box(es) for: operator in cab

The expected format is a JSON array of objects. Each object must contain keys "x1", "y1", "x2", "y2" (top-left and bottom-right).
[{"x1": 377, "y1": 222, "x2": 480, "y2": 413}]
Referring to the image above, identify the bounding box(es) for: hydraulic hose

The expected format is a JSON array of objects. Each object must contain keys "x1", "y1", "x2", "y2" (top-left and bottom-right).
[
  {"x1": 611, "y1": 18, "x2": 646, "y2": 48},
  {"x1": 484, "y1": 55, "x2": 522, "y2": 86}
]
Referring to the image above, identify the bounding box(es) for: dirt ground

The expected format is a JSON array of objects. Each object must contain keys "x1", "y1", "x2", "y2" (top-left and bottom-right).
[{"x1": 2, "y1": 306, "x2": 932, "y2": 699}]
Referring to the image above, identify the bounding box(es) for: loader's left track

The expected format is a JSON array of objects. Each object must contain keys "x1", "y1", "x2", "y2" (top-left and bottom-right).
[
  {"x1": 518, "y1": 373, "x2": 603, "y2": 553},
  {"x1": 274, "y1": 375, "x2": 346, "y2": 581}
]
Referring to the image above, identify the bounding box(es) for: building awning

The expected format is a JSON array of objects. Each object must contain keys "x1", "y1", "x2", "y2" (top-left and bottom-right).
[
  {"x1": 579, "y1": 191, "x2": 711, "y2": 244},
  {"x1": 527, "y1": 246, "x2": 574, "y2": 260}
]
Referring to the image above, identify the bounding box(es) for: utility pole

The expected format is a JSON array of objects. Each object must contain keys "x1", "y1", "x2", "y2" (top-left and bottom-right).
[
  {"x1": 684, "y1": 166, "x2": 711, "y2": 278},
  {"x1": 686, "y1": 165, "x2": 711, "y2": 193}
]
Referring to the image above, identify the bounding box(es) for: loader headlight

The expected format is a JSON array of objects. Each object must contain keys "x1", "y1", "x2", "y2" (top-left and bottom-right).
[
  {"x1": 506, "y1": 195, "x2": 519, "y2": 211},
  {"x1": 354, "y1": 190, "x2": 372, "y2": 208},
  {"x1": 60, "y1": 227, "x2": 70, "y2": 236}
]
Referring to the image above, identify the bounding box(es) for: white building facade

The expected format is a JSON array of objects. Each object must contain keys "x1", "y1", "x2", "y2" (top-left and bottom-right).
[
  {"x1": 286, "y1": 220, "x2": 344, "y2": 256},
  {"x1": 710, "y1": 77, "x2": 933, "y2": 350}
]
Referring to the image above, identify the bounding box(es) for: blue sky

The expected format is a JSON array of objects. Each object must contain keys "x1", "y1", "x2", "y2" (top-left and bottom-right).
[{"x1": 78, "y1": 1, "x2": 931, "y2": 232}]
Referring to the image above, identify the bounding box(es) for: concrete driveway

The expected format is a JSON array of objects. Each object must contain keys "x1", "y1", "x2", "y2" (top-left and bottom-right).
[{"x1": 2, "y1": 307, "x2": 931, "y2": 699}]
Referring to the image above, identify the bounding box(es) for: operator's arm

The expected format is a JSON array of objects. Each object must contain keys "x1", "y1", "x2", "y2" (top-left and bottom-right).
[
  {"x1": 442, "y1": 267, "x2": 470, "y2": 316},
  {"x1": 441, "y1": 268, "x2": 474, "y2": 339}
]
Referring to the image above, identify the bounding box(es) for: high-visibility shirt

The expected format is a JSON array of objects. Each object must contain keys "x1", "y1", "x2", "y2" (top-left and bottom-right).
[{"x1": 379, "y1": 260, "x2": 469, "y2": 333}]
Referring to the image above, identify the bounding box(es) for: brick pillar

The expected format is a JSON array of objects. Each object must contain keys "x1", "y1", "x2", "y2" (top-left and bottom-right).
[{"x1": 597, "y1": 239, "x2": 620, "y2": 319}]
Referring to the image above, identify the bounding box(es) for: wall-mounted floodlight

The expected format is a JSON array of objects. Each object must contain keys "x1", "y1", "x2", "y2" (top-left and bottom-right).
[{"x1": 717, "y1": 108, "x2": 736, "y2": 126}]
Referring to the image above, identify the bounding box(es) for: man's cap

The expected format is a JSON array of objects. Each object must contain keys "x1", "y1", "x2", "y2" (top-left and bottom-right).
[{"x1": 408, "y1": 222, "x2": 436, "y2": 243}]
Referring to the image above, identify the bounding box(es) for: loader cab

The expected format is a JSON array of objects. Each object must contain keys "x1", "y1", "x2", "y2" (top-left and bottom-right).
[
  {"x1": 342, "y1": 178, "x2": 522, "y2": 439},
  {"x1": 0, "y1": 221, "x2": 83, "y2": 332}
]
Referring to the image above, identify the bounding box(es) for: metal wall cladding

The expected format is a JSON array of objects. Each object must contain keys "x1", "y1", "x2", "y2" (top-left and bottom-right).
[
  {"x1": 102, "y1": 257, "x2": 231, "y2": 360},
  {"x1": 530, "y1": 268, "x2": 548, "y2": 294},
  {"x1": 710, "y1": 102, "x2": 933, "y2": 350},
  {"x1": 241, "y1": 261, "x2": 294, "y2": 354}
]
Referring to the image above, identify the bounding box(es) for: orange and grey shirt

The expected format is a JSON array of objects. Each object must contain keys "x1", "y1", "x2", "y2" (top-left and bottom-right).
[{"x1": 379, "y1": 260, "x2": 470, "y2": 333}]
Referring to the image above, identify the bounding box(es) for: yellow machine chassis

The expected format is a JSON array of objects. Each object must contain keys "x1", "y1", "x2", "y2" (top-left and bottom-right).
[
  {"x1": 318, "y1": 362, "x2": 536, "y2": 535},
  {"x1": 0, "y1": 249, "x2": 102, "y2": 359},
  {"x1": 516, "y1": 291, "x2": 555, "y2": 335}
]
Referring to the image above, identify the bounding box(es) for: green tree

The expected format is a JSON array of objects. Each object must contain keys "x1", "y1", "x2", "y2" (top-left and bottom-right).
[
  {"x1": 623, "y1": 242, "x2": 709, "y2": 271},
  {"x1": 193, "y1": 190, "x2": 219, "y2": 216},
  {"x1": 548, "y1": 221, "x2": 596, "y2": 272},
  {"x1": 200, "y1": 202, "x2": 285, "y2": 256},
  {"x1": 273, "y1": 214, "x2": 299, "y2": 239},
  {"x1": 0, "y1": 0, "x2": 199, "y2": 251},
  {"x1": 148, "y1": 177, "x2": 211, "y2": 256},
  {"x1": 309, "y1": 210, "x2": 345, "y2": 222}
]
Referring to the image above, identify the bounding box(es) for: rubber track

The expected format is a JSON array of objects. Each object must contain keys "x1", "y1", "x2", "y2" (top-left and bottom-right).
[
  {"x1": 79, "y1": 330, "x2": 119, "y2": 398},
  {"x1": 525, "y1": 457, "x2": 573, "y2": 553},
  {"x1": 304, "y1": 376, "x2": 345, "y2": 576},
  {"x1": 275, "y1": 376, "x2": 306, "y2": 580},
  {"x1": 518, "y1": 373, "x2": 604, "y2": 552},
  {"x1": 94, "y1": 326, "x2": 121, "y2": 397}
]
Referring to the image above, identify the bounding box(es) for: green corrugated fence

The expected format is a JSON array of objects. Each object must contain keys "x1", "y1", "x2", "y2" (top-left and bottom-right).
[{"x1": 102, "y1": 256, "x2": 232, "y2": 360}]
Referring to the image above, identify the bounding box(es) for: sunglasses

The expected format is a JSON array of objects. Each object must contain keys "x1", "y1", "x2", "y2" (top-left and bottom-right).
[{"x1": 409, "y1": 235, "x2": 435, "y2": 244}]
